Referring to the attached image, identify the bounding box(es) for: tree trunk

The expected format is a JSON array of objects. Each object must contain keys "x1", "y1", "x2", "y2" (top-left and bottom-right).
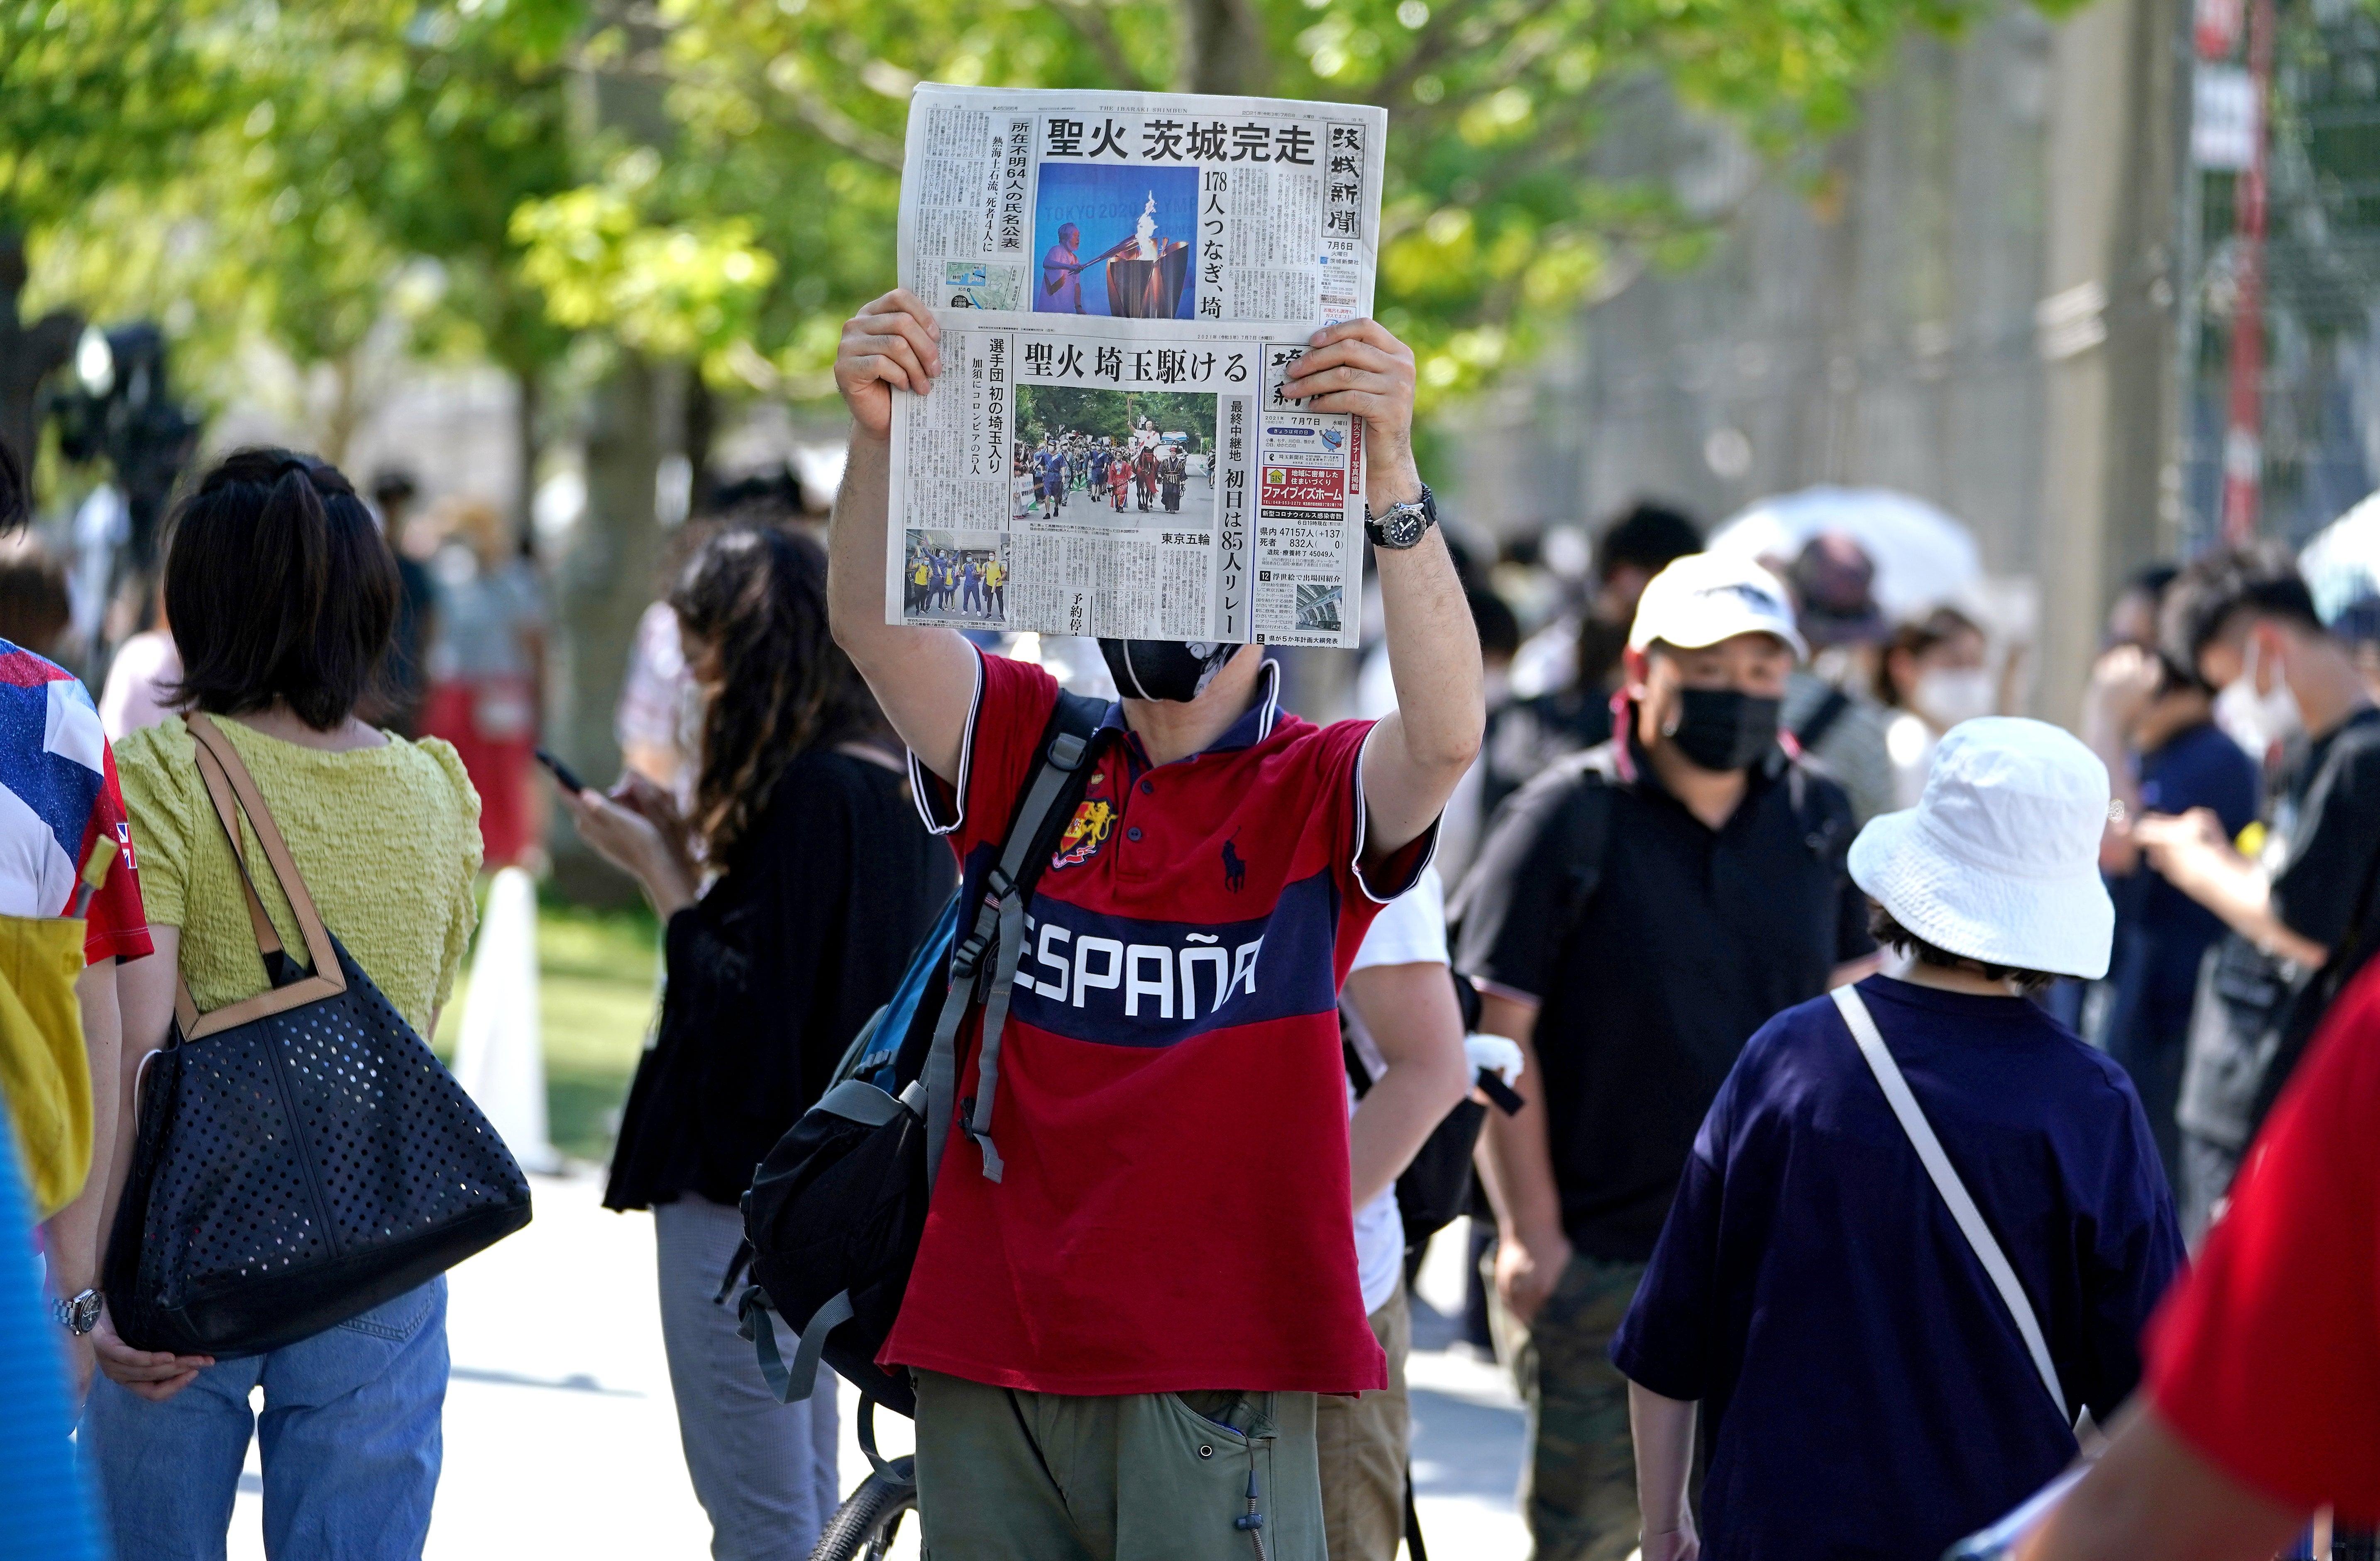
[
  {"x1": 1177, "y1": 0, "x2": 1270, "y2": 95},
  {"x1": 0, "y1": 228, "x2": 81, "y2": 489},
  {"x1": 684, "y1": 370, "x2": 716, "y2": 517},
  {"x1": 514, "y1": 366, "x2": 542, "y2": 543},
  {"x1": 546, "y1": 351, "x2": 664, "y2": 904}
]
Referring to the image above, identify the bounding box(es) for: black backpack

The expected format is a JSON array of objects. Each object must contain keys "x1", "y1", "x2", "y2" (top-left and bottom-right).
[
  {"x1": 1341, "y1": 968, "x2": 1524, "y2": 1261},
  {"x1": 721, "y1": 691, "x2": 1105, "y2": 1418}
]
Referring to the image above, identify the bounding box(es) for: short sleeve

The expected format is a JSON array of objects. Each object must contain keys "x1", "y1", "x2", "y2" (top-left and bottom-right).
[
  {"x1": 907, "y1": 647, "x2": 1063, "y2": 856},
  {"x1": 81, "y1": 740, "x2": 151, "y2": 962},
  {"x1": 112, "y1": 724, "x2": 192, "y2": 936},
  {"x1": 1609, "y1": 1035, "x2": 1762, "y2": 1400},
  {"x1": 1349, "y1": 720, "x2": 1438, "y2": 905},
  {"x1": 2272, "y1": 735, "x2": 2380, "y2": 952},
  {"x1": 1450, "y1": 765, "x2": 1594, "y2": 1005},
  {"x1": 418, "y1": 737, "x2": 484, "y2": 1010},
  {"x1": 1349, "y1": 866, "x2": 1448, "y2": 972},
  {"x1": 2145, "y1": 957, "x2": 2380, "y2": 1521}
]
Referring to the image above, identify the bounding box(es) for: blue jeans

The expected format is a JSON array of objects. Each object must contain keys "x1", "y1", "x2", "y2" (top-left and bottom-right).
[{"x1": 81, "y1": 1278, "x2": 448, "y2": 1561}]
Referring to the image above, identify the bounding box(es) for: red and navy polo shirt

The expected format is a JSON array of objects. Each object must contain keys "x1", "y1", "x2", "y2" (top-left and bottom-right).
[{"x1": 882, "y1": 649, "x2": 1431, "y2": 1396}]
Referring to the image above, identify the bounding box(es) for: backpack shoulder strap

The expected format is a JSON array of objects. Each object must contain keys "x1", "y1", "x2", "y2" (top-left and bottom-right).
[
  {"x1": 1546, "y1": 751, "x2": 1618, "y2": 946},
  {"x1": 1792, "y1": 686, "x2": 1853, "y2": 751},
  {"x1": 923, "y1": 689, "x2": 1104, "y2": 1188},
  {"x1": 1831, "y1": 985, "x2": 2070, "y2": 1427}
]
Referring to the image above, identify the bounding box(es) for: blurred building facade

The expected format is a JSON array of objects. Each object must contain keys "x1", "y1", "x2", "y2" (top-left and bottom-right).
[{"x1": 1450, "y1": 0, "x2": 2380, "y2": 722}]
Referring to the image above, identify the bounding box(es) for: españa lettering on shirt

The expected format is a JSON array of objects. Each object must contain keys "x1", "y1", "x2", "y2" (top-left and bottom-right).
[{"x1": 1014, "y1": 872, "x2": 1336, "y2": 1045}]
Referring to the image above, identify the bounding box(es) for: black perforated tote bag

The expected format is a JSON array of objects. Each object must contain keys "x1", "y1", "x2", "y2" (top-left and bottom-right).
[{"x1": 103, "y1": 714, "x2": 531, "y2": 1356}]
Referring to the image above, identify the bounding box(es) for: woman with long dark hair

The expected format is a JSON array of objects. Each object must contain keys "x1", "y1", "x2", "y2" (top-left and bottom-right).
[
  {"x1": 559, "y1": 523, "x2": 947, "y2": 1560},
  {"x1": 81, "y1": 449, "x2": 483, "y2": 1559}
]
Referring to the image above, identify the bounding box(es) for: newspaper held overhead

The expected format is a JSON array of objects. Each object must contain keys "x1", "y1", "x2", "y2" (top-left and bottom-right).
[{"x1": 888, "y1": 85, "x2": 1389, "y2": 649}]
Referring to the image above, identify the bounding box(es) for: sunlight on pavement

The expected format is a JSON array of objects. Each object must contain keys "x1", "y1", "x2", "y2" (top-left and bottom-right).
[{"x1": 222, "y1": 1179, "x2": 1526, "y2": 1559}]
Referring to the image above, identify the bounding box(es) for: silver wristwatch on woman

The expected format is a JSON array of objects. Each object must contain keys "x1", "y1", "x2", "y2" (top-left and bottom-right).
[{"x1": 53, "y1": 1287, "x2": 101, "y2": 1336}]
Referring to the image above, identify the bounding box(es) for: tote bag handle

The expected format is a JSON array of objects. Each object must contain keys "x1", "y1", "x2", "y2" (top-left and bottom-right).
[
  {"x1": 173, "y1": 713, "x2": 349, "y2": 1040},
  {"x1": 1831, "y1": 984, "x2": 2068, "y2": 1422}
]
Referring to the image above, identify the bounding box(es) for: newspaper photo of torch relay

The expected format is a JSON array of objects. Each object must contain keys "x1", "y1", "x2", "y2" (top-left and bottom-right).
[{"x1": 1033, "y1": 164, "x2": 1198, "y2": 320}]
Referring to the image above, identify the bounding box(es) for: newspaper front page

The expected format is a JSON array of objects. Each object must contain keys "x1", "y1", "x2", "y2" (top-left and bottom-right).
[{"x1": 887, "y1": 85, "x2": 1388, "y2": 648}]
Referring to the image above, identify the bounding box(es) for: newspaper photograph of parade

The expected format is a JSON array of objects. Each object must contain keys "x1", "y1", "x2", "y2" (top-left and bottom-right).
[
  {"x1": 900, "y1": 530, "x2": 1010, "y2": 626},
  {"x1": 1011, "y1": 384, "x2": 1215, "y2": 524}
]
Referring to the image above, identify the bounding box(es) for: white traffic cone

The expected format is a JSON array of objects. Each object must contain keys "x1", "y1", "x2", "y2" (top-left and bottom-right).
[{"x1": 453, "y1": 865, "x2": 563, "y2": 1173}]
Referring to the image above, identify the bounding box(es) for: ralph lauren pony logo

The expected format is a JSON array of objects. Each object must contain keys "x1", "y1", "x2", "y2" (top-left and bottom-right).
[{"x1": 1221, "y1": 834, "x2": 1246, "y2": 893}]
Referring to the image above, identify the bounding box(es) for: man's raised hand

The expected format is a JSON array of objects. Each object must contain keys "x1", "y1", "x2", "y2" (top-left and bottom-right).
[
  {"x1": 1281, "y1": 317, "x2": 1421, "y2": 503},
  {"x1": 836, "y1": 290, "x2": 942, "y2": 440}
]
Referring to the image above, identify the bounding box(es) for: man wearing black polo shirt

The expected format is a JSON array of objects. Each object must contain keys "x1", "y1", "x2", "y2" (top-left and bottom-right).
[
  {"x1": 2131, "y1": 543, "x2": 2380, "y2": 1239},
  {"x1": 1452, "y1": 551, "x2": 1873, "y2": 1561},
  {"x1": 825, "y1": 290, "x2": 1483, "y2": 1561}
]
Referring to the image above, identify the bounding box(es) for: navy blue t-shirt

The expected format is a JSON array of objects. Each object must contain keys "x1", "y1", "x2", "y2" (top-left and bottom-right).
[
  {"x1": 1611, "y1": 977, "x2": 2185, "y2": 1561},
  {"x1": 2109, "y1": 721, "x2": 2260, "y2": 1012}
]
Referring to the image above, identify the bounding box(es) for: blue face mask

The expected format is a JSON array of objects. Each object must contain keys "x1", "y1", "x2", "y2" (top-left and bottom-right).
[{"x1": 1099, "y1": 639, "x2": 1236, "y2": 703}]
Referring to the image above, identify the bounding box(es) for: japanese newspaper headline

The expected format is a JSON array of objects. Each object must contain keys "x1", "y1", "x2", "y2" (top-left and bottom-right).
[{"x1": 887, "y1": 84, "x2": 1390, "y2": 649}]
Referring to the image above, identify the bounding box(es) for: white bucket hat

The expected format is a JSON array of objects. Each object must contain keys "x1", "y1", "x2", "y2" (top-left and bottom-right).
[
  {"x1": 1847, "y1": 717, "x2": 2115, "y2": 980},
  {"x1": 1627, "y1": 551, "x2": 1809, "y2": 661}
]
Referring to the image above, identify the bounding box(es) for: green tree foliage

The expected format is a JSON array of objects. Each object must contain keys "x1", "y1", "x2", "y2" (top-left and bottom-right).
[
  {"x1": 20, "y1": 0, "x2": 584, "y2": 440},
  {"x1": 516, "y1": 0, "x2": 1972, "y2": 408}
]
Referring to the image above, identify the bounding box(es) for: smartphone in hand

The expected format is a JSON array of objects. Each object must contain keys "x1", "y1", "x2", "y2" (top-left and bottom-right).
[{"x1": 535, "y1": 747, "x2": 589, "y2": 795}]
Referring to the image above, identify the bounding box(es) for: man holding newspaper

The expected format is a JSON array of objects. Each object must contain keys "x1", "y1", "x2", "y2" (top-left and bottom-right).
[{"x1": 820, "y1": 84, "x2": 1478, "y2": 1561}]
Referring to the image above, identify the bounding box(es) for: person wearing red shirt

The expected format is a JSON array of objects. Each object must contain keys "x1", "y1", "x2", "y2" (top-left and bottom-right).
[
  {"x1": 2016, "y1": 954, "x2": 2380, "y2": 1560},
  {"x1": 825, "y1": 290, "x2": 1482, "y2": 1561}
]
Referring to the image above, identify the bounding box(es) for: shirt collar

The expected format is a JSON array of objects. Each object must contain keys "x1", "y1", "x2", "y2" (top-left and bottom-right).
[{"x1": 1097, "y1": 655, "x2": 1283, "y2": 763}]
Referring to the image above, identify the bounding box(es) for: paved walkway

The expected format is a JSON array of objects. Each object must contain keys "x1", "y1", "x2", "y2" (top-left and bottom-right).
[{"x1": 220, "y1": 1173, "x2": 1527, "y2": 1559}]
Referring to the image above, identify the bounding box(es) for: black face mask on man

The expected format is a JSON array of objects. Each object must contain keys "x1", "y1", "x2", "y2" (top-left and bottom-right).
[
  {"x1": 1099, "y1": 639, "x2": 1238, "y2": 703},
  {"x1": 1664, "y1": 686, "x2": 1782, "y2": 773}
]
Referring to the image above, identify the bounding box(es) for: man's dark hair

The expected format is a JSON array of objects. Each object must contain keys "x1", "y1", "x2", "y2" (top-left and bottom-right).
[
  {"x1": 2158, "y1": 541, "x2": 2323, "y2": 678},
  {"x1": 1868, "y1": 903, "x2": 2057, "y2": 995},
  {"x1": 165, "y1": 448, "x2": 400, "y2": 731},
  {"x1": 1468, "y1": 585, "x2": 1521, "y2": 661},
  {"x1": 1594, "y1": 501, "x2": 1702, "y2": 582},
  {"x1": 370, "y1": 468, "x2": 418, "y2": 511},
  {"x1": 0, "y1": 434, "x2": 24, "y2": 535},
  {"x1": 0, "y1": 542, "x2": 70, "y2": 654}
]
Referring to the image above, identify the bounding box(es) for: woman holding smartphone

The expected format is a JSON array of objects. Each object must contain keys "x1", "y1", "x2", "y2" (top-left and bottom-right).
[{"x1": 555, "y1": 523, "x2": 947, "y2": 1561}]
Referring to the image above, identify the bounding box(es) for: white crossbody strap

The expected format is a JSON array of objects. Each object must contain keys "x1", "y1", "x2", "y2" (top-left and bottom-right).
[{"x1": 1831, "y1": 985, "x2": 2068, "y2": 1420}]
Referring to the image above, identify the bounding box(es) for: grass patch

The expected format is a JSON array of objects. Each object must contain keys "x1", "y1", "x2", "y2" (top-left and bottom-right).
[{"x1": 434, "y1": 895, "x2": 661, "y2": 1164}]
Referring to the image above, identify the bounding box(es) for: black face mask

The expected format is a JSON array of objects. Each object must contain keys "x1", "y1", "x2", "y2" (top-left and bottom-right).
[
  {"x1": 1664, "y1": 686, "x2": 1781, "y2": 773},
  {"x1": 1099, "y1": 639, "x2": 1237, "y2": 703}
]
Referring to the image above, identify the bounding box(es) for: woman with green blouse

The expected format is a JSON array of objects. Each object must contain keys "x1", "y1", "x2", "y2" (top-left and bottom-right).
[{"x1": 80, "y1": 451, "x2": 482, "y2": 1561}]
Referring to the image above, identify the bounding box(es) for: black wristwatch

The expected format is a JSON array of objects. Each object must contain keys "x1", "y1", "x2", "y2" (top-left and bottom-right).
[
  {"x1": 1363, "y1": 482, "x2": 1437, "y2": 551},
  {"x1": 53, "y1": 1288, "x2": 101, "y2": 1337}
]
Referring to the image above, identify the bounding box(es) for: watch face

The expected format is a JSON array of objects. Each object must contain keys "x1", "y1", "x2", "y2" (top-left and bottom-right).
[{"x1": 1383, "y1": 507, "x2": 1425, "y2": 548}]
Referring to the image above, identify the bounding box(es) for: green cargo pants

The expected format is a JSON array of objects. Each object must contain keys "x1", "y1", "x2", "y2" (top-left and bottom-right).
[
  {"x1": 1489, "y1": 1252, "x2": 1649, "y2": 1561},
  {"x1": 912, "y1": 1370, "x2": 1324, "y2": 1561}
]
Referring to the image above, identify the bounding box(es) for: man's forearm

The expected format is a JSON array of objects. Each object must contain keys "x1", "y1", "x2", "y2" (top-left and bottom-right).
[
  {"x1": 1477, "y1": 997, "x2": 1562, "y2": 1242},
  {"x1": 40, "y1": 961, "x2": 122, "y2": 1298},
  {"x1": 827, "y1": 433, "x2": 893, "y2": 646},
  {"x1": 2180, "y1": 855, "x2": 2328, "y2": 967},
  {"x1": 1375, "y1": 532, "x2": 1484, "y2": 771},
  {"x1": 1629, "y1": 1382, "x2": 1699, "y2": 1534},
  {"x1": 1344, "y1": 961, "x2": 1472, "y2": 1208},
  {"x1": 2017, "y1": 1405, "x2": 2301, "y2": 1561}
]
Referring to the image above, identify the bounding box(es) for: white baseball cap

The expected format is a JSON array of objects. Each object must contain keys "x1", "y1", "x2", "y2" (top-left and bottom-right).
[
  {"x1": 1848, "y1": 717, "x2": 2116, "y2": 981},
  {"x1": 1626, "y1": 551, "x2": 1808, "y2": 661}
]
